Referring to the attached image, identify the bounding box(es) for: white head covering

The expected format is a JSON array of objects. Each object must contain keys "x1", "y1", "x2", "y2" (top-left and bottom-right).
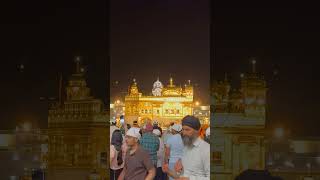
[
  {"x1": 152, "y1": 129, "x2": 161, "y2": 136},
  {"x1": 171, "y1": 124, "x2": 182, "y2": 132},
  {"x1": 126, "y1": 127, "x2": 141, "y2": 140},
  {"x1": 110, "y1": 118, "x2": 116, "y2": 124},
  {"x1": 206, "y1": 127, "x2": 210, "y2": 137}
]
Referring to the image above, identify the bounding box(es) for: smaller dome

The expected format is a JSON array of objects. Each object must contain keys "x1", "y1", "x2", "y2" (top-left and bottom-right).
[
  {"x1": 152, "y1": 78, "x2": 163, "y2": 96},
  {"x1": 153, "y1": 78, "x2": 163, "y2": 88}
]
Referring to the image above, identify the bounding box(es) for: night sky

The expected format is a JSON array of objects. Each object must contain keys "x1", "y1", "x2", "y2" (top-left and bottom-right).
[
  {"x1": 213, "y1": 2, "x2": 320, "y2": 136},
  {"x1": 1, "y1": 0, "x2": 319, "y2": 137},
  {"x1": 1, "y1": 1, "x2": 108, "y2": 129},
  {"x1": 110, "y1": 0, "x2": 210, "y2": 104}
]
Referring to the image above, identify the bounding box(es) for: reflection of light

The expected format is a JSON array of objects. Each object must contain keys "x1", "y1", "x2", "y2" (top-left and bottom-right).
[
  {"x1": 116, "y1": 100, "x2": 120, "y2": 104},
  {"x1": 245, "y1": 98, "x2": 254, "y2": 105},
  {"x1": 33, "y1": 155, "x2": 39, "y2": 161},
  {"x1": 316, "y1": 157, "x2": 320, "y2": 164},
  {"x1": 257, "y1": 98, "x2": 265, "y2": 105},
  {"x1": 12, "y1": 152, "x2": 19, "y2": 160},
  {"x1": 9, "y1": 176, "x2": 18, "y2": 180},
  {"x1": 22, "y1": 122, "x2": 32, "y2": 132},
  {"x1": 284, "y1": 160, "x2": 294, "y2": 168},
  {"x1": 306, "y1": 162, "x2": 311, "y2": 169},
  {"x1": 267, "y1": 160, "x2": 273, "y2": 166},
  {"x1": 195, "y1": 101, "x2": 200, "y2": 106},
  {"x1": 274, "y1": 128, "x2": 284, "y2": 138}
]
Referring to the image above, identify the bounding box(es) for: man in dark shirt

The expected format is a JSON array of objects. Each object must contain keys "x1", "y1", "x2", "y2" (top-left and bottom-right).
[{"x1": 118, "y1": 127, "x2": 156, "y2": 180}]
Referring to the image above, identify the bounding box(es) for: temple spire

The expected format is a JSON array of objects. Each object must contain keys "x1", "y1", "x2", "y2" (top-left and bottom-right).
[
  {"x1": 251, "y1": 59, "x2": 256, "y2": 73},
  {"x1": 224, "y1": 73, "x2": 228, "y2": 82},
  {"x1": 75, "y1": 56, "x2": 81, "y2": 73}
]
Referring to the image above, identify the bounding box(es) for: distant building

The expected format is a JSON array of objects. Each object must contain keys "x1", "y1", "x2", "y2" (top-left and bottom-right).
[
  {"x1": 267, "y1": 137, "x2": 320, "y2": 180},
  {"x1": 110, "y1": 99, "x2": 125, "y2": 126},
  {"x1": 47, "y1": 59, "x2": 108, "y2": 180},
  {"x1": 212, "y1": 60, "x2": 267, "y2": 180},
  {"x1": 0, "y1": 127, "x2": 47, "y2": 180},
  {"x1": 193, "y1": 105, "x2": 210, "y2": 125},
  {"x1": 124, "y1": 77, "x2": 197, "y2": 127}
]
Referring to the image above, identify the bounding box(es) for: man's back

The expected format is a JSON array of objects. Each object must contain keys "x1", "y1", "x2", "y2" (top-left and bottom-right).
[
  {"x1": 140, "y1": 132, "x2": 160, "y2": 165},
  {"x1": 166, "y1": 134, "x2": 184, "y2": 163}
]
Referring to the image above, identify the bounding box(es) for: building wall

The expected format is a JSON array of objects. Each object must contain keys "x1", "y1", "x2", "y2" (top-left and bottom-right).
[
  {"x1": 212, "y1": 68, "x2": 267, "y2": 178},
  {"x1": 125, "y1": 96, "x2": 193, "y2": 127}
]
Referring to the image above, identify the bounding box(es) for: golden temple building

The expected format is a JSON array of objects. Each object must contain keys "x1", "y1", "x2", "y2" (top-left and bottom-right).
[
  {"x1": 47, "y1": 58, "x2": 108, "y2": 180},
  {"x1": 212, "y1": 60, "x2": 267, "y2": 180},
  {"x1": 124, "y1": 77, "x2": 194, "y2": 127}
]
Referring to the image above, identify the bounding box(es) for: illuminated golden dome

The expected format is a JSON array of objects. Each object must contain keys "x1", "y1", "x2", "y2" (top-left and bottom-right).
[{"x1": 162, "y1": 77, "x2": 182, "y2": 96}]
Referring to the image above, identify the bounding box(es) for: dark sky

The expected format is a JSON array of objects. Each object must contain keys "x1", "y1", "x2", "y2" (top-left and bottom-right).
[
  {"x1": 213, "y1": 2, "x2": 320, "y2": 136},
  {"x1": 2, "y1": 0, "x2": 319, "y2": 137},
  {"x1": 1, "y1": 1, "x2": 108, "y2": 129},
  {"x1": 110, "y1": 0, "x2": 210, "y2": 104}
]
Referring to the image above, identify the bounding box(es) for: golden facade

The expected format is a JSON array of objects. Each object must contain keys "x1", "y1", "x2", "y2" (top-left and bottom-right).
[
  {"x1": 212, "y1": 61, "x2": 267, "y2": 180},
  {"x1": 124, "y1": 78, "x2": 194, "y2": 127},
  {"x1": 47, "y1": 60, "x2": 108, "y2": 180}
]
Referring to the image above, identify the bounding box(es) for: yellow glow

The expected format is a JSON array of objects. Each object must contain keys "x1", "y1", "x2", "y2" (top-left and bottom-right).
[
  {"x1": 124, "y1": 78, "x2": 202, "y2": 128},
  {"x1": 116, "y1": 100, "x2": 120, "y2": 104},
  {"x1": 195, "y1": 101, "x2": 200, "y2": 106}
]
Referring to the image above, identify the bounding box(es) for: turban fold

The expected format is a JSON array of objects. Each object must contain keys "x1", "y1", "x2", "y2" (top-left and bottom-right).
[{"x1": 181, "y1": 115, "x2": 201, "y2": 130}]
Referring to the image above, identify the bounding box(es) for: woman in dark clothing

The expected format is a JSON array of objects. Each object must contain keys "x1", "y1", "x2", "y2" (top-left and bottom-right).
[{"x1": 110, "y1": 129, "x2": 125, "y2": 180}]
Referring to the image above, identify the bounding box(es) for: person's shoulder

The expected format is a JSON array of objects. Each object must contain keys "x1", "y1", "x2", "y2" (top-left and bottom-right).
[
  {"x1": 166, "y1": 135, "x2": 173, "y2": 142},
  {"x1": 152, "y1": 133, "x2": 159, "y2": 139},
  {"x1": 137, "y1": 146, "x2": 150, "y2": 155},
  {"x1": 199, "y1": 138, "x2": 210, "y2": 150},
  {"x1": 110, "y1": 145, "x2": 116, "y2": 152}
]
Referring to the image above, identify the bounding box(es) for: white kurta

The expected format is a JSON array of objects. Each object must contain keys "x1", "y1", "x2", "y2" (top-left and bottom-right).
[{"x1": 181, "y1": 137, "x2": 210, "y2": 180}]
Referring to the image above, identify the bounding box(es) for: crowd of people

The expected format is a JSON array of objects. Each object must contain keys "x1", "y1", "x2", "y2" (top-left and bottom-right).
[{"x1": 110, "y1": 115, "x2": 210, "y2": 180}]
